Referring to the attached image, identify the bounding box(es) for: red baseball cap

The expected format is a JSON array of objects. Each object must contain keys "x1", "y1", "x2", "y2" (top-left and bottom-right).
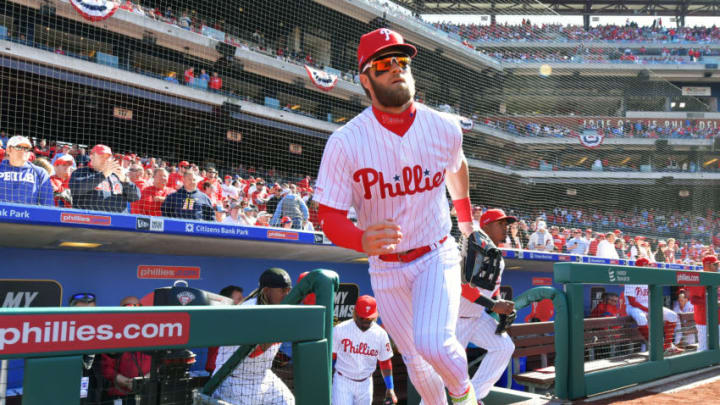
[
  {"x1": 480, "y1": 208, "x2": 517, "y2": 228},
  {"x1": 355, "y1": 295, "x2": 378, "y2": 319},
  {"x1": 123, "y1": 155, "x2": 132, "y2": 161},
  {"x1": 703, "y1": 255, "x2": 718, "y2": 264},
  {"x1": 635, "y1": 257, "x2": 651, "y2": 266},
  {"x1": 178, "y1": 161, "x2": 190, "y2": 168},
  {"x1": 357, "y1": 28, "x2": 417, "y2": 72},
  {"x1": 614, "y1": 229, "x2": 623, "y2": 235},
  {"x1": 53, "y1": 154, "x2": 75, "y2": 166},
  {"x1": 281, "y1": 216, "x2": 292, "y2": 224},
  {"x1": 90, "y1": 144, "x2": 112, "y2": 156},
  {"x1": 224, "y1": 175, "x2": 232, "y2": 180}
]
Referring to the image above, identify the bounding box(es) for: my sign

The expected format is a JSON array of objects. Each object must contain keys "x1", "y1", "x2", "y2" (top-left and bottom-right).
[
  {"x1": 333, "y1": 283, "x2": 359, "y2": 322},
  {"x1": 0, "y1": 279, "x2": 62, "y2": 307}
]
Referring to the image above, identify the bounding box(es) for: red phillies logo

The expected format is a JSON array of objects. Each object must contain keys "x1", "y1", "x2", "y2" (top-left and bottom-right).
[
  {"x1": 353, "y1": 165, "x2": 444, "y2": 200},
  {"x1": 635, "y1": 287, "x2": 648, "y2": 297},
  {"x1": 341, "y1": 338, "x2": 378, "y2": 356}
]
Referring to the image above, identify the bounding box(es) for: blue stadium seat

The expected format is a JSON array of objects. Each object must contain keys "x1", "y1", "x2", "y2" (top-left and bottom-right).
[
  {"x1": 264, "y1": 97, "x2": 281, "y2": 109},
  {"x1": 0, "y1": 26, "x2": 7, "y2": 40},
  {"x1": 96, "y1": 52, "x2": 119, "y2": 68}
]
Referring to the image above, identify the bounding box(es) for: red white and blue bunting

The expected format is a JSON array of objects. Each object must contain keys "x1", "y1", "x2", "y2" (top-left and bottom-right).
[
  {"x1": 304, "y1": 65, "x2": 338, "y2": 92},
  {"x1": 578, "y1": 131, "x2": 604, "y2": 149},
  {"x1": 69, "y1": 0, "x2": 120, "y2": 22}
]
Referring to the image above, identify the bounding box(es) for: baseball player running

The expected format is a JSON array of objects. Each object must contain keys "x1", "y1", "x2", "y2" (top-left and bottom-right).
[
  {"x1": 213, "y1": 268, "x2": 295, "y2": 405},
  {"x1": 314, "y1": 28, "x2": 477, "y2": 405},
  {"x1": 457, "y1": 209, "x2": 516, "y2": 405},
  {"x1": 687, "y1": 255, "x2": 720, "y2": 352},
  {"x1": 626, "y1": 258, "x2": 684, "y2": 355},
  {"x1": 332, "y1": 295, "x2": 397, "y2": 405}
]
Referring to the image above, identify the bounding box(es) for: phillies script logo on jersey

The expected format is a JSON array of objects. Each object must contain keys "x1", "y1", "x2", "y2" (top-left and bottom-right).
[
  {"x1": 341, "y1": 338, "x2": 379, "y2": 356},
  {"x1": 634, "y1": 287, "x2": 649, "y2": 297},
  {"x1": 353, "y1": 165, "x2": 444, "y2": 199}
]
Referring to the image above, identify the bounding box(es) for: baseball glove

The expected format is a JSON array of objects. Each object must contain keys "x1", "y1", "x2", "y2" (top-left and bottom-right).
[
  {"x1": 495, "y1": 310, "x2": 517, "y2": 335},
  {"x1": 460, "y1": 230, "x2": 503, "y2": 291}
]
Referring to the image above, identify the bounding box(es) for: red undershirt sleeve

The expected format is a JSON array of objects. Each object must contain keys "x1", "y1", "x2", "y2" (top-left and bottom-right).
[
  {"x1": 378, "y1": 359, "x2": 392, "y2": 370},
  {"x1": 627, "y1": 296, "x2": 648, "y2": 312},
  {"x1": 318, "y1": 204, "x2": 364, "y2": 253}
]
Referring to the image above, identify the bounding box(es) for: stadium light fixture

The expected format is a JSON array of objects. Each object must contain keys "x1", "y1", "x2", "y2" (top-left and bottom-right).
[
  {"x1": 59, "y1": 242, "x2": 102, "y2": 248},
  {"x1": 679, "y1": 102, "x2": 686, "y2": 108},
  {"x1": 670, "y1": 102, "x2": 676, "y2": 108}
]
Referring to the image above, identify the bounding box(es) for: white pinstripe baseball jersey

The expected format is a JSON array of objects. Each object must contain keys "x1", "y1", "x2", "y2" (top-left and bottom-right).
[
  {"x1": 625, "y1": 284, "x2": 649, "y2": 308},
  {"x1": 214, "y1": 298, "x2": 281, "y2": 379},
  {"x1": 332, "y1": 319, "x2": 393, "y2": 380},
  {"x1": 314, "y1": 103, "x2": 465, "y2": 258}
]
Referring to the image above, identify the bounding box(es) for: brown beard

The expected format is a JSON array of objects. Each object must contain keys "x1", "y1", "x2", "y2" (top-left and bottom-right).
[{"x1": 367, "y1": 72, "x2": 414, "y2": 108}]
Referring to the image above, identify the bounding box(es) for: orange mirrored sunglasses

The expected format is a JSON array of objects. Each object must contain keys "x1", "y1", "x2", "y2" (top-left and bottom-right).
[{"x1": 363, "y1": 55, "x2": 411, "y2": 73}]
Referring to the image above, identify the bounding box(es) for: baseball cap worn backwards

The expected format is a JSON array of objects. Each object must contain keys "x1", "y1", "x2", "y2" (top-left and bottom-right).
[
  {"x1": 357, "y1": 28, "x2": 417, "y2": 72},
  {"x1": 259, "y1": 267, "x2": 292, "y2": 289}
]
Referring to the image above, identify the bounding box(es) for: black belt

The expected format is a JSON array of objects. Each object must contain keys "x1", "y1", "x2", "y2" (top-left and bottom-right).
[{"x1": 337, "y1": 371, "x2": 369, "y2": 382}]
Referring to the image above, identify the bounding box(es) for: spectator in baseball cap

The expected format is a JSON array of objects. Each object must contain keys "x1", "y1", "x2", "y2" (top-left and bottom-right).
[
  {"x1": 280, "y1": 216, "x2": 293, "y2": 229},
  {"x1": 0, "y1": 135, "x2": 54, "y2": 206},
  {"x1": 50, "y1": 154, "x2": 75, "y2": 207},
  {"x1": 69, "y1": 144, "x2": 140, "y2": 212}
]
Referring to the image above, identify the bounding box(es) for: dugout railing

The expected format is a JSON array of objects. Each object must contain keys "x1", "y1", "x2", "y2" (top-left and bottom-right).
[
  {"x1": 554, "y1": 262, "x2": 720, "y2": 400},
  {"x1": 0, "y1": 269, "x2": 338, "y2": 405}
]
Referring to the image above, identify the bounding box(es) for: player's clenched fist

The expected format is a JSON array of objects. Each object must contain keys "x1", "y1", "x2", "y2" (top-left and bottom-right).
[
  {"x1": 362, "y1": 220, "x2": 403, "y2": 256},
  {"x1": 384, "y1": 389, "x2": 398, "y2": 404}
]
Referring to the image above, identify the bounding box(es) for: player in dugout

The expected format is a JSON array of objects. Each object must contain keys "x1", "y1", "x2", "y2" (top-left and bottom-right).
[{"x1": 212, "y1": 268, "x2": 295, "y2": 405}]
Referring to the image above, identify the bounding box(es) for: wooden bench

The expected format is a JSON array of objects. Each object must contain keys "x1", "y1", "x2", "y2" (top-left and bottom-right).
[{"x1": 506, "y1": 315, "x2": 697, "y2": 393}]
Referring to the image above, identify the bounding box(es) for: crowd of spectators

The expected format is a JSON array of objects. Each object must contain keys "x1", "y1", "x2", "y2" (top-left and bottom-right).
[
  {"x1": 469, "y1": 205, "x2": 720, "y2": 265},
  {"x1": 0, "y1": 135, "x2": 319, "y2": 231},
  {"x1": 3, "y1": 133, "x2": 720, "y2": 250},
  {"x1": 433, "y1": 18, "x2": 720, "y2": 44},
  {"x1": 481, "y1": 118, "x2": 720, "y2": 140}
]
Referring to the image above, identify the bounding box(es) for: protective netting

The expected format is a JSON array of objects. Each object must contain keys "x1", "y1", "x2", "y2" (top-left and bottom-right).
[
  {"x1": 0, "y1": 0, "x2": 715, "y2": 261},
  {"x1": 1, "y1": 0, "x2": 720, "y2": 399}
]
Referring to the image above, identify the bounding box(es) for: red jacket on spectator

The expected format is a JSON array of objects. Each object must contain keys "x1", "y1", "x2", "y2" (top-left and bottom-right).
[
  {"x1": 590, "y1": 302, "x2": 620, "y2": 318},
  {"x1": 101, "y1": 352, "x2": 152, "y2": 397},
  {"x1": 184, "y1": 68, "x2": 195, "y2": 84},
  {"x1": 133, "y1": 185, "x2": 175, "y2": 216},
  {"x1": 209, "y1": 76, "x2": 222, "y2": 90},
  {"x1": 168, "y1": 171, "x2": 184, "y2": 190},
  {"x1": 49, "y1": 175, "x2": 71, "y2": 208},
  {"x1": 552, "y1": 234, "x2": 566, "y2": 252},
  {"x1": 588, "y1": 238, "x2": 601, "y2": 256}
]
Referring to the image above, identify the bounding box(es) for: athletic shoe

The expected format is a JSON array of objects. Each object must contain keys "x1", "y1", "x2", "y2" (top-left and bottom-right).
[
  {"x1": 449, "y1": 385, "x2": 477, "y2": 405},
  {"x1": 664, "y1": 344, "x2": 685, "y2": 355}
]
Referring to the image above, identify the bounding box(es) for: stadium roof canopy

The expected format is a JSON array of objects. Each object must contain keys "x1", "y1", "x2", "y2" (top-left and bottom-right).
[{"x1": 398, "y1": 0, "x2": 720, "y2": 16}]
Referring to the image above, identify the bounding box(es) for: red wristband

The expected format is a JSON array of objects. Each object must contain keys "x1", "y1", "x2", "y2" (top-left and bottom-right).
[{"x1": 453, "y1": 197, "x2": 472, "y2": 223}]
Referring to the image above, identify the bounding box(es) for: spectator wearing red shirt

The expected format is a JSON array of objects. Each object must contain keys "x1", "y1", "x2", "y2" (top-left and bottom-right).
[
  {"x1": 184, "y1": 67, "x2": 195, "y2": 84},
  {"x1": 251, "y1": 182, "x2": 270, "y2": 212},
  {"x1": 168, "y1": 161, "x2": 189, "y2": 190},
  {"x1": 587, "y1": 233, "x2": 604, "y2": 256},
  {"x1": 590, "y1": 292, "x2": 620, "y2": 318},
  {"x1": 50, "y1": 154, "x2": 74, "y2": 207},
  {"x1": 33, "y1": 139, "x2": 51, "y2": 158},
  {"x1": 198, "y1": 167, "x2": 223, "y2": 203},
  {"x1": 127, "y1": 163, "x2": 147, "y2": 192},
  {"x1": 550, "y1": 226, "x2": 566, "y2": 252},
  {"x1": 209, "y1": 72, "x2": 222, "y2": 91},
  {"x1": 134, "y1": 168, "x2": 174, "y2": 216},
  {"x1": 101, "y1": 297, "x2": 152, "y2": 399}
]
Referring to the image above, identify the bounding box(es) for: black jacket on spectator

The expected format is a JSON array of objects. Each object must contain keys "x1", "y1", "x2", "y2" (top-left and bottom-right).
[
  {"x1": 161, "y1": 188, "x2": 215, "y2": 221},
  {"x1": 69, "y1": 168, "x2": 140, "y2": 213}
]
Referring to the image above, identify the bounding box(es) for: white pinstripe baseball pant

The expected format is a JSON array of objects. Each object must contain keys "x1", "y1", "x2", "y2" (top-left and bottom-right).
[
  {"x1": 456, "y1": 311, "x2": 515, "y2": 400},
  {"x1": 369, "y1": 240, "x2": 470, "y2": 405}
]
